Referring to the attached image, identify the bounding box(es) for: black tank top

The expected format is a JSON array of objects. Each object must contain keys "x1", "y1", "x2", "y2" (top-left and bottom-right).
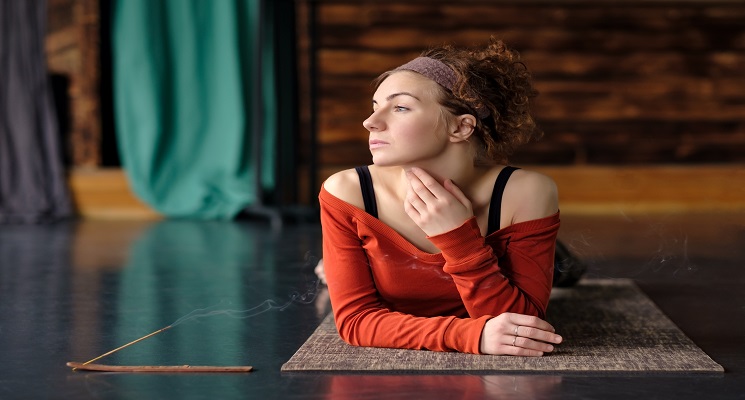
[{"x1": 354, "y1": 166, "x2": 519, "y2": 236}]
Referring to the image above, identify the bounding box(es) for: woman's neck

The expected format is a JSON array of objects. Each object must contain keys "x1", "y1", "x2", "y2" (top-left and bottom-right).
[
  {"x1": 402, "y1": 162, "x2": 473, "y2": 187},
  {"x1": 399, "y1": 153, "x2": 484, "y2": 199},
  {"x1": 375, "y1": 143, "x2": 490, "y2": 200}
]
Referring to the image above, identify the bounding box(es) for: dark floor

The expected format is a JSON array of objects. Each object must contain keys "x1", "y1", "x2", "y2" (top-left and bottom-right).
[{"x1": 1, "y1": 211, "x2": 744, "y2": 400}]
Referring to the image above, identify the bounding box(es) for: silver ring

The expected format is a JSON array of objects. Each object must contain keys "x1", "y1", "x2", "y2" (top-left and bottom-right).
[
  {"x1": 512, "y1": 336, "x2": 517, "y2": 346},
  {"x1": 514, "y1": 325, "x2": 519, "y2": 336}
]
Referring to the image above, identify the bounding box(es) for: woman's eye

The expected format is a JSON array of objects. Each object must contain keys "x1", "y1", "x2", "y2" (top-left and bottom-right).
[{"x1": 394, "y1": 106, "x2": 409, "y2": 112}]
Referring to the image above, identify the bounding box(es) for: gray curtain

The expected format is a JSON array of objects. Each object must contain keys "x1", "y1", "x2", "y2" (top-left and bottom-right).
[{"x1": 0, "y1": 0, "x2": 72, "y2": 223}]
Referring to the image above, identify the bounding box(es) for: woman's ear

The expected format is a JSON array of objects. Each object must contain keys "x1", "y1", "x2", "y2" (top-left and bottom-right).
[{"x1": 450, "y1": 114, "x2": 476, "y2": 143}]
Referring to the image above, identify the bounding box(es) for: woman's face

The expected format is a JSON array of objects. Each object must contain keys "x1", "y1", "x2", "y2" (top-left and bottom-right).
[{"x1": 363, "y1": 71, "x2": 453, "y2": 167}]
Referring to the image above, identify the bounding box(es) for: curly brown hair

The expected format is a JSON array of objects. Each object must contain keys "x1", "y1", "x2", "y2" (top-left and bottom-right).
[{"x1": 377, "y1": 38, "x2": 542, "y2": 165}]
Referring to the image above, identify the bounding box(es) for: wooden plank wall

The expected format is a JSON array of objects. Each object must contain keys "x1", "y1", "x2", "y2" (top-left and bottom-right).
[
  {"x1": 41, "y1": 1, "x2": 745, "y2": 217},
  {"x1": 46, "y1": 0, "x2": 101, "y2": 168},
  {"x1": 304, "y1": 0, "x2": 745, "y2": 177}
]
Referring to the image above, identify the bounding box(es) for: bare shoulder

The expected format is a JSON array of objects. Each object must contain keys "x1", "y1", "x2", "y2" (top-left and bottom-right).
[
  {"x1": 322, "y1": 168, "x2": 364, "y2": 209},
  {"x1": 504, "y1": 169, "x2": 559, "y2": 224}
]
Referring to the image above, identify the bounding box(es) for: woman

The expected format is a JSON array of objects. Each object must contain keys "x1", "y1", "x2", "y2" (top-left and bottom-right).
[{"x1": 319, "y1": 38, "x2": 563, "y2": 356}]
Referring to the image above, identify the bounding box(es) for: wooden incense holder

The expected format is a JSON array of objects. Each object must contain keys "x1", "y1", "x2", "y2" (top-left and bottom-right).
[{"x1": 67, "y1": 362, "x2": 253, "y2": 373}]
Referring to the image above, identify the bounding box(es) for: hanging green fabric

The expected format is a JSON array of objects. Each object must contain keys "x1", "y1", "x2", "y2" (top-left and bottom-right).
[{"x1": 113, "y1": 0, "x2": 276, "y2": 218}]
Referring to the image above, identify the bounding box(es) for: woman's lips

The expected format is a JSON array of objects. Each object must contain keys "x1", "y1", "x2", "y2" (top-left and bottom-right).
[{"x1": 369, "y1": 140, "x2": 389, "y2": 149}]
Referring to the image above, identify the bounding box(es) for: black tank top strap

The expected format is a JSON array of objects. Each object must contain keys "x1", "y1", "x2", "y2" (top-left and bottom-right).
[
  {"x1": 487, "y1": 166, "x2": 520, "y2": 235},
  {"x1": 354, "y1": 166, "x2": 378, "y2": 219}
]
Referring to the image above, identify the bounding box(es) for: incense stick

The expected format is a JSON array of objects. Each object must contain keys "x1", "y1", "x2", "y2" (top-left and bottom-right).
[
  {"x1": 68, "y1": 325, "x2": 253, "y2": 373},
  {"x1": 72, "y1": 326, "x2": 172, "y2": 370},
  {"x1": 67, "y1": 362, "x2": 253, "y2": 373}
]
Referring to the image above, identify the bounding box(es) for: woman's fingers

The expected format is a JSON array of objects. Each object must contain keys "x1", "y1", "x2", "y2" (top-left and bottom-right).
[
  {"x1": 406, "y1": 169, "x2": 444, "y2": 206},
  {"x1": 403, "y1": 168, "x2": 475, "y2": 236},
  {"x1": 404, "y1": 185, "x2": 424, "y2": 214},
  {"x1": 406, "y1": 168, "x2": 473, "y2": 213},
  {"x1": 500, "y1": 343, "x2": 545, "y2": 357},
  {"x1": 500, "y1": 326, "x2": 558, "y2": 355},
  {"x1": 515, "y1": 324, "x2": 563, "y2": 345},
  {"x1": 480, "y1": 313, "x2": 563, "y2": 356},
  {"x1": 509, "y1": 313, "x2": 558, "y2": 334},
  {"x1": 512, "y1": 335, "x2": 556, "y2": 352},
  {"x1": 506, "y1": 314, "x2": 562, "y2": 354},
  {"x1": 443, "y1": 178, "x2": 472, "y2": 208}
]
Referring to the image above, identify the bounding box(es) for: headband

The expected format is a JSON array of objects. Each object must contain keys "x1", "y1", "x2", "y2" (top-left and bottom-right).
[{"x1": 394, "y1": 57, "x2": 490, "y2": 119}]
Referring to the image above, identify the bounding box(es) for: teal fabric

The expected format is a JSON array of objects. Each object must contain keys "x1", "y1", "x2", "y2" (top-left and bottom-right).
[{"x1": 113, "y1": 0, "x2": 276, "y2": 218}]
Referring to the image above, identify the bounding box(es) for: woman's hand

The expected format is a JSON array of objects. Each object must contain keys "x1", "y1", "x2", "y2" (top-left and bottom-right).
[
  {"x1": 404, "y1": 167, "x2": 474, "y2": 236},
  {"x1": 480, "y1": 313, "x2": 563, "y2": 356}
]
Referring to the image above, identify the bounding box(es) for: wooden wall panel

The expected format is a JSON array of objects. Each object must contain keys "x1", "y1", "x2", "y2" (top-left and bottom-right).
[
  {"x1": 46, "y1": 0, "x2": 101, "y2": 167},
  {"x1": 302, "y1": 1, "x2": 745, "y2": 175}
]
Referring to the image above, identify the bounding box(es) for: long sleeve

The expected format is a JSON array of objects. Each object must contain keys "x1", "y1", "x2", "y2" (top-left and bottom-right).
[
  {"x1": 319, "y1": 186, "x2": 558, "y2": 354},
  {"x1": 428, "y1": 215, "x2": 559, "y2": 320},
  {"x1": 320, "y1": 189, "x2": 489, "y2": 354}
]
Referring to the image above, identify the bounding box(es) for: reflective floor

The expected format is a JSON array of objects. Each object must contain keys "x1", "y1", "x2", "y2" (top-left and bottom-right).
[{"x1": 1, "y1": 212, "x2": 744, "y2": 399}]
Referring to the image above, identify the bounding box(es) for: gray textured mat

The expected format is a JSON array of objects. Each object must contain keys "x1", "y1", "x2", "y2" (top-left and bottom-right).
[{"x1": 282, "y1": 279, "x2": 723, "y2": 372}]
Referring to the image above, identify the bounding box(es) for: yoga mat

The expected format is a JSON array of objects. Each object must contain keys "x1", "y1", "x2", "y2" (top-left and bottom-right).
[{"x1": 282, "y1": 279, "x2": 723, "y2": 373}]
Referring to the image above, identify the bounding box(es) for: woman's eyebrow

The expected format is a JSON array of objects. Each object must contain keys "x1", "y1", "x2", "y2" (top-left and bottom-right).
[{"x1": 372, "y1": 92, "x2": 421, "y2": 104}]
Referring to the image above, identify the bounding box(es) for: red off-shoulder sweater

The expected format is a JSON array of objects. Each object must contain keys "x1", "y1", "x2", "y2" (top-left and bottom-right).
[{"x1": 319, "y1": 185, "x2": 559, "y2": 354}]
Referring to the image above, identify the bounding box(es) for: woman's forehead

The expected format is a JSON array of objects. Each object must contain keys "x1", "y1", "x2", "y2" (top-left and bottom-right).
[{"x1": 374, "y1": 71, "x2": 439, "y2": 101}]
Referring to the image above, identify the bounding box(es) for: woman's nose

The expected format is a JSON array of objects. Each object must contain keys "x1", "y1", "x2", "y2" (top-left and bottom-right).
[{"x1": 363, "y1": 111, "x2": 381, "y2": 131}]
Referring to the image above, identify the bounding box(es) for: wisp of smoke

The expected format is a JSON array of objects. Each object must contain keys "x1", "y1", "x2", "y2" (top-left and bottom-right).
[{"x1": 169, "y1": 278, "x2": 322, "y2": 328}]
